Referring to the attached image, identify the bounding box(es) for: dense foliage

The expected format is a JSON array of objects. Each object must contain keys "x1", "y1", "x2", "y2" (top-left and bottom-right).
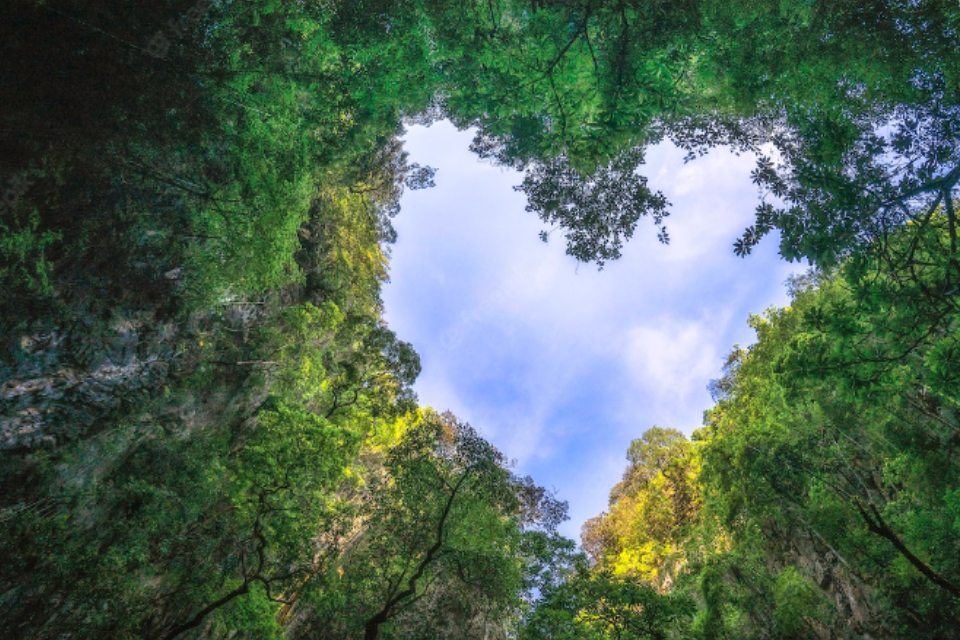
[
  {"x1": 1, "y1": 0, "x2": 958, "y2": 638},
  {"x1": 570, "y1": 220, "x2": 960, "y2": 638}
]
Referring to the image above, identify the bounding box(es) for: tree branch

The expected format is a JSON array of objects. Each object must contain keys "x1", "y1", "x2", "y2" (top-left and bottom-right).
[
  {"x1": 362, "y1": 468, "x2": 473, "y2": 640},
  {"x1": 854, "y1": 500, "x2": 960, "y2": 598}
]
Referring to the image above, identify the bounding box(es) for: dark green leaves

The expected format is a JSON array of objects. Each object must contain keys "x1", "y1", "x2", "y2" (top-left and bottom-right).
[{"x1": 517, "y1": 147, "x2": 669, "y2": 265}]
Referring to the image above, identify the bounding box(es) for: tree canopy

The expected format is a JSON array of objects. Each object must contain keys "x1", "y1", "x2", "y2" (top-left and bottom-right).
[{"x1": 1, "y1": 1, "x2": 959, "y2": 638}]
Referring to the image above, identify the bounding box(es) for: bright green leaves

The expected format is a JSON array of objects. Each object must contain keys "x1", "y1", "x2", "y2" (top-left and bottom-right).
[
  {"x1": 693, "y1": 223, "x2": 960, "y2": 636},
  {"x1": 453, "y1": 0, "x2": 960, "y2": 269},
  {"x1": 521, "y1": 567, "x2": 694, "y2": 640},
  {"x1": 570, "y1": 211, "x2": 960, "y2": 638},
  {"x1": 273, "y1": 301, "x2": 345, "y2": 409},
  {"x1": 771, "y1": 567, "x2": 827, "y2": 636},
  {"x1": 231, "y1": 400, "x2": 358, "y2": 504},
  {"x1": 5, "y1": 2, "x2": 960, "y2": 639},
  {"x1": 297, "y1": 411, "x2": 560, "y2": 639},
  {"x1": 582, "y1": 427, "x2": 700, "y2": 586},
  {"x1": 0, "y1": 206, "x2": 61, "y2": 298}
]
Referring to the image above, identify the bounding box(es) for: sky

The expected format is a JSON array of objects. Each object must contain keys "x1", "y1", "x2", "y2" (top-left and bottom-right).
[{"x1": 382, "y1": 120, "x2": 801, "y2": 540}]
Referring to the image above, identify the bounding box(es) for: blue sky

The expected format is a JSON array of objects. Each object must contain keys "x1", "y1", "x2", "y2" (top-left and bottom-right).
[{"x1": 382, "y1": 120, "x2": 800, "y2": 539}]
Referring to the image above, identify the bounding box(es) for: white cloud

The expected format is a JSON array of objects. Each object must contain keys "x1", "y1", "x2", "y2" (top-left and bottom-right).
[
  {"x1": 645, "y1": 143, "x2": 760, "y2": 263},
  {"x1": 624, "y1": 318, "x2": 721, "y2": 406},
  {"x1": 384, "y1": 121, "x2": 799, "y2": 540}
]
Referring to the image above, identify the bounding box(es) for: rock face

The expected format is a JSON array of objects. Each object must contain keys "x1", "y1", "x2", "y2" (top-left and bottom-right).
[
  {"x1": 769, "y1": 524, "x2": 889, "y2": 640},
  {"x1": 1, "y1": 316, "x2": 175, "y2": 450},
  {"x1": 0, "y1": 291, "x2": 281, "y2": 451},
  {"x1": 0, "y1": 192, "x2": 330, "y2": 452}
]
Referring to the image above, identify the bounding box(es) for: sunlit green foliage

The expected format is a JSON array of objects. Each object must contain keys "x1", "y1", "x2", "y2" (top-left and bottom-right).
[
  {"x1": 3, "y1": 1, "x2": 960, "y2": 638},
  {"x1": 582, "y1": 427, "x2": 700, "y2": 584},
  {"x1": 568, "y1": 218, "x2": 960, "y2": 638},
  {"x1": 521, "y1": 565, "x2": 695, "y2": 640}
]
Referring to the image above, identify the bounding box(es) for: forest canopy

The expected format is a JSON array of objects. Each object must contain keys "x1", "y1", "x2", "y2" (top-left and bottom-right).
[{"x1": 0, "y1": 0, "x2": 958, "y2": 638}]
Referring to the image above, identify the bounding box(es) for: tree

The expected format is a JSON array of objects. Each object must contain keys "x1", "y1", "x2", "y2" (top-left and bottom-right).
[
  {"x1": 434, "y1": 0, "x2": 960, "y2": 269},
  {"x1": 521, "y1": 567, "x2": 694, "y2": 640},
  {"x1": 697, "y1": 222, "x2": 960, "y2": 636},
  {"x1": 582, "y1": 427, "x2": 699, "y2": 585},
  {"x1": 288, "y1": 411, "x2": 567, "y2": 640},
  {"x1": 517, "y1": 147, "x2": 669, "y2": 265}
]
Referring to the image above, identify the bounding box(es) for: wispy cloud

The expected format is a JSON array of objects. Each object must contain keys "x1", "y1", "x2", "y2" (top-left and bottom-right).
[
  {"x1": 623, "y1": 315, "x2": 724, "y2": 407},
  {"x1": 384, "y1": 120, "x2": 799, "y2": 540}
]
